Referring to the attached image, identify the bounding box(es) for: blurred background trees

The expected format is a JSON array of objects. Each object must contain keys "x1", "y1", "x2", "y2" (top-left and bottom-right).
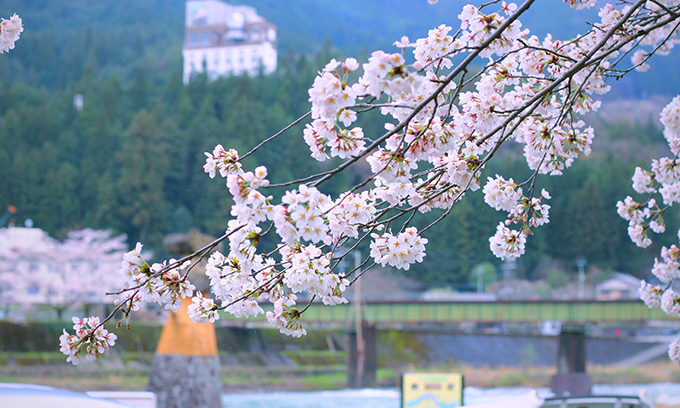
[{"x1": 1, "y1": 0, "x2": 678, "y2": 289}]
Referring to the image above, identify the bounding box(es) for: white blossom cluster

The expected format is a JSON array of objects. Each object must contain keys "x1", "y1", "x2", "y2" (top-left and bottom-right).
[
  {"x1": 639, "y1": 280, "x2": 663, "y2": 308},
  {"x1": 179, "y1": 162, "x2": 417, "y2": 333},
  {"x1": 620, "y1": 95, "x2": 680, "y2": 365},
  {"x1": 188, "y1": 294, "x2": 220, "y2": 323},
  {"x1": 148, "y1": 259, "x2": 196, "y2": 312},
  {"x1": 458, "y1": 3, "x2": 524, "y2": 58},
  {"x1": 282, "y1": 244, "x2": 350, "y2": 305},
  {"x1": 202, "y1": 238, "x2": 265, "y2": 319},
  {"x1": 327, "y1": 192, "x2": 377, "y2": 239},
  {"x1": 661, "y1": 289, "x2": 680, "y2": 317},
  {"x1": 118, "y1": 242, "x2": 195, "y2": 313},
  {"x1": 182, "y1": 170, "x2": 371, "y2": 335},
  {"x1": 304, "y1": 58, "x2": 365, "y2": 161},
  {"x1": 204, "y1": 145, "x2": 242, "y2": 178},
  {"x1": 483, "y1": 176, "x2": 522, "y2": 212},
  {"x1": 629, "y1": 0, "x2": 680, "y2": 72},
  {"x1": 65, "y1": 242, "x2": 192, "y2": 364},
  {"x1": 0, "y1": 14, "x2": 22, "y2": 54},
  {"x1": 661, "y1": 96, "x2": 680, "y2": 154},
  {"x1": 483, "y1": 175, "x2": 551, "y2": 259},
  {"x1": 670, "y1": 337, "x2": 680, "y2": 364},
  {"x1": 302, "y1": 0, "x2": 656, "y2": 261},
  {"x1": 565, "y1": 0, "x2": 597, "y2": 10},
  {"x1": 617, "y1": 97, "x2": 680, "y2": 249},
  {"x1": 59, "y1": 317, "x2": 117, "y2": 365},
  {"x1": 275, "y1": 185, "x2": 333, "y2": 245},
  {"x1": 489, "y1": 223, "x2": 527, "y2": 261},
  {"x1": 266, "y1": 297, "x2": 306, "y2": 337},
  {"x1": 227, "y1": 166, "x2": 273, "y2": 226},
  {"x1": 370, "y1": 227, "x2": 428, "y2": 270}
]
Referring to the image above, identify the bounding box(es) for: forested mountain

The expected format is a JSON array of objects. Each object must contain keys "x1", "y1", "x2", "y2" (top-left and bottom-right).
[
  {"x1": 1, "y1": 0, "x2": 677, "y2": 95},
  {"x1": 0, "y1": 1, "x2": 677, "y2": 288}
]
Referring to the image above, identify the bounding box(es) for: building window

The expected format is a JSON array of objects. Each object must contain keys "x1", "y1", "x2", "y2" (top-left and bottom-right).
[
  {"x1": 189, "y1": 32, "x2": 198, "y2": 47},
  {"x1": 200, "y1": 31, "x2": 210, "y2": 46},
  {"x1": 250, "y1": 27, "x2": 260, "y2": 42}
]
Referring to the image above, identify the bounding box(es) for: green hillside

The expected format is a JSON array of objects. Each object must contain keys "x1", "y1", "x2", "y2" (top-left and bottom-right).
[
  {"x1": 0, "y1": 0, "x2": 676, "y2": 287},
  {"x1": 0, "y1": 0, "x2": 674, "y2": 95}
]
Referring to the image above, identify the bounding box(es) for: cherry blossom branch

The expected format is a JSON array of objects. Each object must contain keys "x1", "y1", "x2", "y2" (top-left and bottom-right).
[{"x1": 60, "y1": 0, "x2": 680, "y2": 364}]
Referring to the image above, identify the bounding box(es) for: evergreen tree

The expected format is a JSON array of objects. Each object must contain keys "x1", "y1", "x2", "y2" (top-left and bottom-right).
[{"x1": 116, "y1": 109, "x2": 172, "y2": 246}]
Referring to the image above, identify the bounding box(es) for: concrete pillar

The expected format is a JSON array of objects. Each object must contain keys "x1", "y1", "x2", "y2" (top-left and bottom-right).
[
  {"x1": 147, "y1": 231, "x2": 222, "y2": 408},
  {"x1": 147, "y1": 298, "x2": 221, "y2": 408},
  {"x1": 550, "y1": 325, "x2": 592, "y2": 395},
  {"x1": 347, "y1": 320, "x2": 377, "y2": 388}
]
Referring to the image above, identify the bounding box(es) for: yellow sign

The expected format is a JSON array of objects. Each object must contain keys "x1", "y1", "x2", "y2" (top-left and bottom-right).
[{"x1": 401, "y1": 373, "x2": 464, "y2": 408}]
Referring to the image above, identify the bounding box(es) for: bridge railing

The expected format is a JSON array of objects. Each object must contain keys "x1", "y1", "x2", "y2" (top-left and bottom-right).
[{"x1": 219, "y1": 300, "x2": 673, "y2": 324}]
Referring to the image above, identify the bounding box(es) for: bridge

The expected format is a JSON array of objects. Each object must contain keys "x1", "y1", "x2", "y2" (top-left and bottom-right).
[
  {"x1": 220, "y1": 299, "x2": 673, "y2": 324},
  {"x1": 220, "y1": 299, "x2": 673, "y2": 393}
]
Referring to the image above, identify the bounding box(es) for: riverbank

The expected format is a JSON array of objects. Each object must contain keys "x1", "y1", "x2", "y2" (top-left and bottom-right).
[
  {"x1": 2, "y1": 358, "x2": 678, "y2": 393},
  {"x1": 2, "y1": 322, "x2": 679, "y2": 403}
]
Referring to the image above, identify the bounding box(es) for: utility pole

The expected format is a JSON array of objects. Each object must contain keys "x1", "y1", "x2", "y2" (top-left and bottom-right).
[
  {"x1": 346, "y1": 249, "x2": 376, "y2": 388},
  {"x1": 576, "y1": 256, "x2": 587, "y2": 299},
  {"x1": 475, "y1": 265, "x2": 484, "y2": 293},
  {"x1": 353, "y1": 250, "x2": 364, "y2": 386}
]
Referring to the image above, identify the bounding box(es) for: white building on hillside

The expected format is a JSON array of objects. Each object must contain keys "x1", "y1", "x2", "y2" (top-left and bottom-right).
[{"x1": 182, "y1": 0, "x2": 277, "y2": 83}]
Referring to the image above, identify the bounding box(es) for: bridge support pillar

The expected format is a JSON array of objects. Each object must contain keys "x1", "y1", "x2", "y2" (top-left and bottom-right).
[
  {"x1": 348, "y1": 320, "x2": 377, "y2": 388},
  {"x1": 550, "y1": 324, "x2": 591, "y2": 395}
]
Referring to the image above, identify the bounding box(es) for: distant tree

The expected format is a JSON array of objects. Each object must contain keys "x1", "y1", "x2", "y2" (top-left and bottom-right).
[
  {"x1": 0, "y1": 263, "x2": 22, "y2": 317},
  {"x1": 117, "y1": 109, "x2": 173, "y2": 244},
  {"x1": 0, "y1": 228, "x2": 126, "y2": 319}
]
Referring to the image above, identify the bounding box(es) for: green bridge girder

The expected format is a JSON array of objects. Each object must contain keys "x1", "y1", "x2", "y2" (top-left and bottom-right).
[{"x1": 220, "y1": 300, "x2": 674, "y2": 324}]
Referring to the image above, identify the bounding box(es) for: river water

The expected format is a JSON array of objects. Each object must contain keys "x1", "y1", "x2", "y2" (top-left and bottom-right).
[{"x1": 222, "y1": 383, "x2": 680, "y2": 407}]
